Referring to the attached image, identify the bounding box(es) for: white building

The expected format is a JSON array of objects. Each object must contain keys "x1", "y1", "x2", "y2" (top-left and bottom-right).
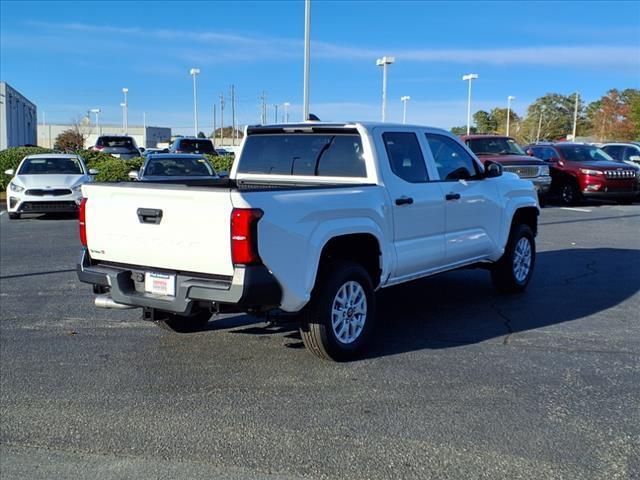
[
  {"x1": 37, "y1": 122, "x2": 172, "y2": 149},
  {"x1": 0, "y1": 82, "x2": 37, "y2": 149}
]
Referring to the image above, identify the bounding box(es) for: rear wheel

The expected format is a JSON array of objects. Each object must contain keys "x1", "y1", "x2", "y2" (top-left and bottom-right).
[
  {"x1": 300, "y1": 261, "x2": 376, "y2": 361},
  {"x1": 8, "y1": 213, "x2": 20, "y2": 220},
  {"x1": 155, "y1": 308, "x2": 212, "y2": 333},
  {"x1": 491, "y1": 224, "x2": 536, "y2": 293},
  {"x1": 560, "y1": 180, "x2": 581, "y2": 206}
]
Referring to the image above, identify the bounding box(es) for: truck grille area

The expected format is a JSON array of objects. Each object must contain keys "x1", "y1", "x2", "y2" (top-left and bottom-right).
[
  {"x1": 502, "y1": 166, "x2": 540, "y2": 178},
  {"x1": 25, "y1": 189, "x2": 73, "y2": 196},
  {"x1": 604, "y1": 170, "x2": 636, "y2": 179}
]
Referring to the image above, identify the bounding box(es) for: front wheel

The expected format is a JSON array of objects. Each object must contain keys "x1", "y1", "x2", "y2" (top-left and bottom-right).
[
  {"x1": 155, "y1": 308, "x2": 212, "y2": 333},
  {"x1": 491, "y1": 224, "x2": 536, "y2": 293},
  {"x1": 8, "y1": 213, "x2": 20, "y2": 220},
  {"x1": 300, "y1": 261, "x2": 376, "y2": 361},
  {"x1": 560, "y1": 180, "x2": 581, "y2": 206}
]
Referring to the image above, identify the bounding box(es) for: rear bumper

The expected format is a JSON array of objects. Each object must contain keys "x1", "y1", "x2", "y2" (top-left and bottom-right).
[{"x1": 76, "y1": 249, "x2": 282, "y2": 314}]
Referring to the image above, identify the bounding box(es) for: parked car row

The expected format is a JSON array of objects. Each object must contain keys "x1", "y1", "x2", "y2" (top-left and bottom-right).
[{"x1": 90, "y1": 135, "x2": 226, "y2": 159}]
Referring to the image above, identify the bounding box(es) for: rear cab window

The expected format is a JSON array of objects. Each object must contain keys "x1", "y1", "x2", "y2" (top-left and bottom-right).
[
  {"x1": 178, "y1": 139, "x2": 216, "y2": 154},
  {"x1": 237, "y1": 133, "x2": 367, "y2": 178},
  {"x1": 97, "y1": 136, "x2": 136, "y2": 149}
]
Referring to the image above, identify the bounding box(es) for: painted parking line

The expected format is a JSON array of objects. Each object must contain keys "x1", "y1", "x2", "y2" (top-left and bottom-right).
[{"x1": 560, "y1": 207, "x2": 592, "y2": 213}]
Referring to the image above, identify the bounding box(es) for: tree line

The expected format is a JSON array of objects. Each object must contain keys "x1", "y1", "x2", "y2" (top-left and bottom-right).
[{"x1": 451, "y1": 88, "x2": 640, "y2": 143}]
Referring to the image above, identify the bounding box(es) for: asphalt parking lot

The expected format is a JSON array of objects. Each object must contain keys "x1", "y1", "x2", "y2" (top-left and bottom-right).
[{"x1": 1, "y1": 202, "x2": 639, "y2": 480}]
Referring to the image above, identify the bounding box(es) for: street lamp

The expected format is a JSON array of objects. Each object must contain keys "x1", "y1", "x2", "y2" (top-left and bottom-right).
[
  {"x1": 122, "y1": 88, "x2": 129, "y2": 134},
  {"x1": 377, "y1": 56, "x2": 395, "y2": 122},
  {"x1": 572, "y1": 92, "x2": 580, "y2": 141},
  {"x1": 284, "y1": 102, "x2": 291, "y2": 123},
  {"x1": 90, "y1": 108, "x2": 101, "y2": 137},
  {"x1": 303, "y1": 0, "x2": 311, "y2": 121},
  {"x1": 190, "y1": 68, "x2": 200, "y2": 136},
  {"x1": 462, "y1": 73, "x2": 478, "y2": 135},
  {"x1": 120, "y1": 103, "x2": 126, "y2": 133},
  {"x1": 401, "y1": 96, "x2": 411, "y2": 124},
  {"x1": 506, "y1": 96, "x2": 515, "y2": 136}
]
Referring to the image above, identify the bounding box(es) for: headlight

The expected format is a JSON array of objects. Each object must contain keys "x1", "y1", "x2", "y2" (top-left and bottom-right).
[
  {"x1": 539, "y1": 165, "x2": 550, "y2": 176},
  {"x1": 579, "y1": 168, "x2": 603, "y2": 175},
  {"x1": 72, "y1": 185, "x2": 83, "y2": 193},
  {"x1": 9, "y1": 183, "x2": 24, "y2": 193}
]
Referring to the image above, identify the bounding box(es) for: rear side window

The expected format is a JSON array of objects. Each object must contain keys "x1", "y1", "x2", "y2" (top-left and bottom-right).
[
  {"x1": 382, "y1": 132, "x2": 428, "y2": 183},
  {"x1": 238, "y1": 134, "x2": 366, "y2": 177},
  {"x1": 425, "y1": 133, "x2": 480, "y2": 181}
]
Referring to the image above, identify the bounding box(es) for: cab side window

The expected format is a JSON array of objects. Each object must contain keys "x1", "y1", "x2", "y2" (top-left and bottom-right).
[
  {"x1": 425, "y1": 133, "x2": 480, "y2": 181},
  {"x1": 382, "y1": 132, "x2": 429, "y2": 183}
]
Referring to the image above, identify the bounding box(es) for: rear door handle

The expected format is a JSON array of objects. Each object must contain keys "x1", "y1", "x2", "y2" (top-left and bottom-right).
[
  {"x1": 445, "y1": 193, "x2": 461, "y2": 201},
  {"x1": 395, "y1": 196, "x2": 414, "y2": 206},
  {"x1": 137, "y1": 208, "x2": 163, "y2": 224}
]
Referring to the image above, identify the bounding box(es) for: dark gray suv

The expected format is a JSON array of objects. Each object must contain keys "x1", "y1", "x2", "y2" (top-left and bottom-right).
[{"x1": 93, "y1": 136, "x2": 140, "y2": 160}]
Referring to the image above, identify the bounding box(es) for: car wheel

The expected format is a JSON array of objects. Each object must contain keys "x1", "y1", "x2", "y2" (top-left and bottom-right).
[
  {"x1": 491, "y1": 224, "x2": 536, "y2": 293},
  {"x1": 155, "y1": 308, "x2": 212, "y2": 333},
  {"x1": 300, "y1": 261, "x2": 376, "y2": 361},
  {"x1": 8, "y1": 213, "x2": 21, "y2": 220},
  {"x1": 560, "y1": 180, "x2": 581, "y2": 206},
  {"x1": 537, "y1": 194, "x2": 547, "y2": 208}
]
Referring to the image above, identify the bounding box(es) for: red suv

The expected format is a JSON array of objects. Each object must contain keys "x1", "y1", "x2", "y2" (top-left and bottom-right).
[{"x1": 524, "y1": 143, "x2": 639, "y2": 205}]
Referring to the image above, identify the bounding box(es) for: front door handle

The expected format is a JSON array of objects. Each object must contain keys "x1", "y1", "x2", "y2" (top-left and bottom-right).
[
  {"x1": 395, "y1": 196, "x2": 414, "y2": 206},
  {"x1": 445, "y1": 192, "x2": 461, "y2": 201}
]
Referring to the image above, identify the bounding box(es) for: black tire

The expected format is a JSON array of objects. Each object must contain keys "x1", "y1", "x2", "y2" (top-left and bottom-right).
[
  {"x1": 299, "y1": 261, "x2": 376, "y2": 361},
  {"x1": 491, "y1": 224, "x2": 536, "y2": 293},
  {"x1": 560, "y1": 180, "x2": 582, "y2": 206},
  {"x1": 155, "y1": 308, "x2": 212, "y2": 333},
  {"x1": 8, "y1": 213, "x2": 20, "y2": 220},
  {"x1": 537, "y1": 194, "x2": 547, "y2": 208}
]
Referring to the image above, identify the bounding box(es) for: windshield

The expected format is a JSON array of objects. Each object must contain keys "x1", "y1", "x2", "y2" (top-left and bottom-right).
[
  {"x1": 178, "y1": 139, "x2": 215, "y2": 154},
  {"x1": 97, "y1": 136, "x2": 136, "y2": 148},
  {"x1": 238, "y1": 134, "x2": 366, "y2": 177},
  {"x1": 143, "y1": 157, "x2": 215, "y2": 177},
  {"x1": 466, "y1": 137, "x2": 526, "y2": 156},
  {"x1": 18, "y1": 157, "x2": 84, "y2": 175},
  {"x1": 557, "y1": 145, "x2": 615, "y2": 163}
]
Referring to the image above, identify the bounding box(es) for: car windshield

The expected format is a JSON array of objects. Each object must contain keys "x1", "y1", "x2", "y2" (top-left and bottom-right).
[
  {"x1": 557, "y1": 145, "x2": 615, "y2": 163},
  {"x1": 179, "y1": 139, "x2": 215, "y2": 154},
  {"x1": 18, "y1": 157, "x2": 83, "y2": 175},
  {"x1": 97, "y1": 136, "x2": 136, "y2": 148},
  {"x1": 144, "y1": 157, "x2": 215, "y2": 177},
  {"x1": 466, "y1": 138, "x2": 526, "y2": 156}
]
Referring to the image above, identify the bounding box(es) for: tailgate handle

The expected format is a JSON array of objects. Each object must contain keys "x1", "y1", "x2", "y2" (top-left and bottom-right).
[{"x1": 137, "y1": 208, "x2": 163, "y2": 224}]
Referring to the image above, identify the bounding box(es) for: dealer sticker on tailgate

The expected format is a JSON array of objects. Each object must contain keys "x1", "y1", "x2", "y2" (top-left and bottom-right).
[{"x1": 144, "y1": 272, "x2": 176, "y2": 297}]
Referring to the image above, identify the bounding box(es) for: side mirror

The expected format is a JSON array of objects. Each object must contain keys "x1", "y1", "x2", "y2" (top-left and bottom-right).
[
  {"x1": 89, "y1": 168, "x2": 99, "y2": 175},
  {"x1": 128, "y1": 171, "x2": 139, "y2": 180},
  {"x1": 4, "y1": 169, "x2": 15, "y2": 176},
  {"x1": 525, "y1": 149, "x2": 534, "y2": 156},
  {"x1": 218, "y1": 170, "x2": 229, "y2": 178},
  {"x1": 484, "y1": 161, "x2": 503, "y2": 178},
  {"x1": 139, "y1": 147, "x2": 146, "y2": 154}
]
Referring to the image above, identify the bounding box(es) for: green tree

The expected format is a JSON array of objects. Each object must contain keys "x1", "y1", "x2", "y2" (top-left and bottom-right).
[
  {"x1": 621, "y1": 88, "x2": 640, "y2": 139},
  {"x1": 473, "y1": 110, "x2": 497, "y2": 133},
  {"x1": 197, "y1": 131, "x2": 206, "y2": 138},
  {"x1": 519, "y1": 93, "x2": 587, "y2": 143},
  {"x1": 54, "y1": 128, "x2": 85, "y2": 152},
  {"x1": 587, "y1": 89, "x2": 636, "y2": 141},
  {"x1": 489, "y1": 108, "x2": 521, "y2": 136},
  {"x1": 450, "y1": 125, "x2": 475, "y2": 136}
]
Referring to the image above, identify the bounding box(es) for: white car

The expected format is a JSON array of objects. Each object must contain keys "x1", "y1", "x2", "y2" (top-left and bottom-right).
[
  {"x1": 600, "y1": 143, "x2": 640, "y2": 167},
  {"x1": 78, "y1": 122, "x2": 539, "y2": 360},
  {"x1": 4, "y1": 154, "x2": 97, "y2": 219}
]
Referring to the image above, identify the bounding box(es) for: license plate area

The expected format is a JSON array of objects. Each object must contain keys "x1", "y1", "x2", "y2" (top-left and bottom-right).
[{"x1": 144, "y1": 272, "x2": 176, "y2": 297}]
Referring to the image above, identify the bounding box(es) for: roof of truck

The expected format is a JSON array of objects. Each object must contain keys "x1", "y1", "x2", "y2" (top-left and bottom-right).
[{"x1": 246, "y1": 121, "x2": 451, "y2": 134}]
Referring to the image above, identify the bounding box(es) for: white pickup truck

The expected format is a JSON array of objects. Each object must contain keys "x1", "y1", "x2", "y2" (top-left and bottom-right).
[{"x1": 78, "y1": 122, "x2": 539, "y2": 360}]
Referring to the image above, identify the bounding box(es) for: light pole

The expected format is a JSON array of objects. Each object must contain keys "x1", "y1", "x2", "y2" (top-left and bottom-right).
[
  {"x1": 401, "y1": 96, "x2": 411, "y2": 124},
  {"x1": 122, "y1": 88, "x2": 128, "y2": 134},
  {"x1": 143, "y1": 112, "x2": 147, "y2": 148},
  {"x1": 303, "y1": 0, "x2": 311, "y2": 120},
  {"x1": 190, "y1": 68, "x2": 200, "y2": 136},
  {"x1": 90, "y1": 108, "x2": 101, "y2": 137},
  {"x1": 462, "y1": 73, "x2": 478, "y2": 135},
  {"x1": 274, "y1": 104, "x2": 278, "y2": 124},
  {"x1": 506, "y1": 96, "x2": 515, "y2": 136},
  {"x1": 120, "y1": 103, "x2": 126, "y2": 133},
  {"x1": 284, "y1": 102, "x2": 290, "y2": 123},
  {"x1": 377, "y1": 56, "x2": 395, "y2": 122},
  {"x1": 536, "y1": 108, "x2": 544, "y2": 142},
  {"x1": 572, "y1": 92, "x2": 580, "y2": 141}
]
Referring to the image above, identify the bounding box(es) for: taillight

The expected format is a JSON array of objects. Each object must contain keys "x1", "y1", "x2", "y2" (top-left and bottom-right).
[
  {"x1": 79, "y1": 197, "x2": 88, "y2": 246},
  {"x1": 94, "y1": 145, "x2": 105, "y2": 151},
  {"x1": 231, "y1": 208, "x2": 263, "y2": 265}
]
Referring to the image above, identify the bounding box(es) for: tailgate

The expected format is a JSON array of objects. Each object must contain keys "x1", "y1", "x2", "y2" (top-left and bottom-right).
[{"x1": 83, "y1": 184, "x2": 234, "y2": 276}]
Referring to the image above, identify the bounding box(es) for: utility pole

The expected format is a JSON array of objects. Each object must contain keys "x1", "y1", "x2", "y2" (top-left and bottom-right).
[
  {"x1": 220, "y1": 92, "x2": 225, "y2": 146},
  {"x1": 536, "y1": 108, "x2": 544, "y2": 142},
  {"x1": 260, "y1": 91, "x2": 267, "y2": 124},
  {"x1": 572, "y1": 92, "x2": 580, "y2": 141},
  {"x1": 213, "y1": 104, "x2": 217, "y2": 146},
  {"x1": 303, "y1": 0, "x2": 311, "y2": 120},
  {"x1": 274, "y1": 104, "x2": 278, "y2": 124},
  {"x1": 506, "y1": 96, "x2": 515, "y2": 137},
  {"x1": 230, "y1": 84, "x2": 236, "y2": 146},
  {"x1": 143, "y1": 112, "x2": 147, "y2": 148}
]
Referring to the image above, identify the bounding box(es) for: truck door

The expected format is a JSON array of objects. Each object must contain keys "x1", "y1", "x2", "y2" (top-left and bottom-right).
[
  {"x1": 376, "y1": 130, "x2": 447, "y2": 279},
  {"x1": 424, "y1": 132, "x2": 502, "y2": 264}
]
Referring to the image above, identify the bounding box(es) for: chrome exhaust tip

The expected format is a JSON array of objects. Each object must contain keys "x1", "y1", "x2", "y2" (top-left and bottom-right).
[{"x1": 95, "y1": 294, "x2": 136, "y2": 310}]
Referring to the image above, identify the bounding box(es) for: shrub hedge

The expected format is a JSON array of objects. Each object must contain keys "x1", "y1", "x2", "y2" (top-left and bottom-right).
[{"x1": 205, "y1": 154, "x2": 235, "y2": 175}]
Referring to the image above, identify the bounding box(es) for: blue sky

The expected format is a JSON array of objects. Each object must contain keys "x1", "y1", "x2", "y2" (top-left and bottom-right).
[{"x1": 1, "y1": 0, "x2": 639, "y2": 134}]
